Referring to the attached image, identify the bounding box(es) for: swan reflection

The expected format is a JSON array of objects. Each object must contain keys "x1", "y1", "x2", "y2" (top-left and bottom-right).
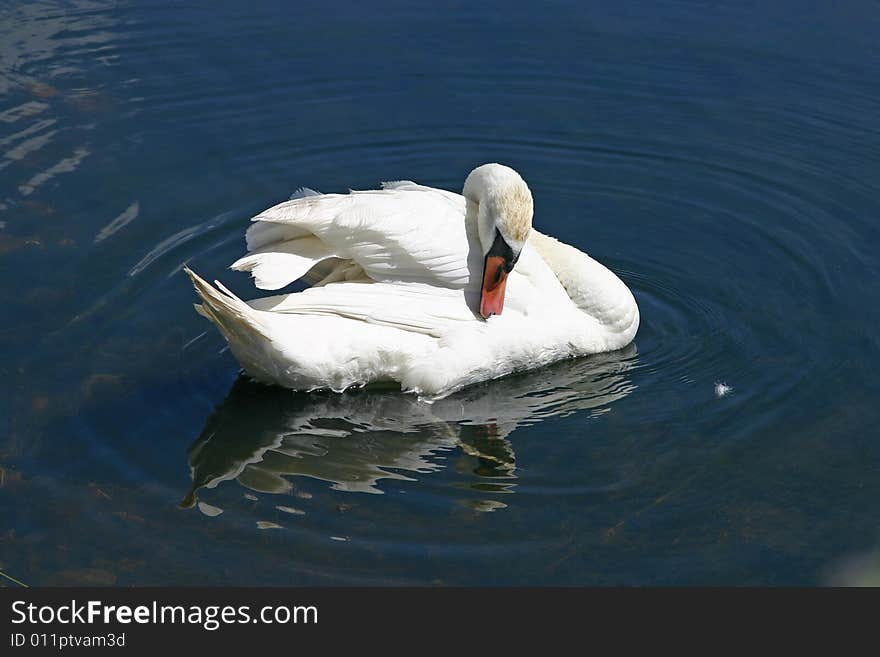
[{"x1": 182, "y1": 346, "x2": 637, "y2": 509}]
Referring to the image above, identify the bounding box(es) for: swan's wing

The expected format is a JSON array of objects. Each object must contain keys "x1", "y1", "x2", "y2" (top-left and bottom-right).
[
  {"x1": 243, "y1": 246, "x2": 571, "y2": 337},
  {"x1": 229, "y1": 235, "x2": 339, "y2": 290},
  {"x1": 248, "y1": 281, "x2": 479, "y2": 337},
  {"x1": 233, "y1": 186, "x2": 478, "y2": 291}
]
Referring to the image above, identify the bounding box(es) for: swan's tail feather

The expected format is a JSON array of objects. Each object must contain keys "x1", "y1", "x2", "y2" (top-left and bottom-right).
[
  {"x1": 184, "y1": 266, "x2": 270, "y2": 343},
  {"x1": 193, "y1": 302, "x2": 210, "y2": 319}
]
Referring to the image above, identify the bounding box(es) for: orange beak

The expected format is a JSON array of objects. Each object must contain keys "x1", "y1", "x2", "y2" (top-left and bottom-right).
[{"x1": 480, "y1": 255, "x2": 509, "y2": 319}]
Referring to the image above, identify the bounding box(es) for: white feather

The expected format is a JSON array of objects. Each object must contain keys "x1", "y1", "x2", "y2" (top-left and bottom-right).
[{"x1": 231, "y1": 235, "x2": 337, "y2": 290}]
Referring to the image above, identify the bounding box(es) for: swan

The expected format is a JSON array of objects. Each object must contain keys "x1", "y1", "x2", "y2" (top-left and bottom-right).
[{"x1": 185, "y1": 163, "x2": 639, "y2": 398}]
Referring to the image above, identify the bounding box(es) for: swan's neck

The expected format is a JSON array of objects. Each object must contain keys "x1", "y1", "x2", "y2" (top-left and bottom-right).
[{"x1": 528, "y1": 230, "x2": 639, "y2": 339}]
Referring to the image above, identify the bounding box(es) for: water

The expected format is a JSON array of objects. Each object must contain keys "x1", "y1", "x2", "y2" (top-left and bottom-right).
[{"x1": 2, "y1": 0, "x2": 879, "y2": 586}]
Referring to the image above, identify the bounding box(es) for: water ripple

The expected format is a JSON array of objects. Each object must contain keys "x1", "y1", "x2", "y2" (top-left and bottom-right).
[{"x1": 5, "y1": 0, "x2": 880, "y2": 585}]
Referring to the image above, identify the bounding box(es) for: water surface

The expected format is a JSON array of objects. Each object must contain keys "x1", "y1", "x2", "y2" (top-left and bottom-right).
[{"x1": 2, "y1": 0, "x2": 880, "y2": 586}]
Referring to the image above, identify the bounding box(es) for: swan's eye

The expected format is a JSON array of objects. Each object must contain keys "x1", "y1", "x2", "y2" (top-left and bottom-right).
[{"x1": 486, "y1": 231, "x2": 516, "y2": 272}]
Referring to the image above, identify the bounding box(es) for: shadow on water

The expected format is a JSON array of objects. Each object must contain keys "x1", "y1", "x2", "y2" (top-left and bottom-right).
[{"x1": 182, "y1": 345, "x2": 637, "y2": 510}]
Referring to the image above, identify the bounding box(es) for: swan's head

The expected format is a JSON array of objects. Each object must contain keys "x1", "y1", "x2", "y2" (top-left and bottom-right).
[{"x1": 463, "y1": 163, "x2": 533, "y2": 318}]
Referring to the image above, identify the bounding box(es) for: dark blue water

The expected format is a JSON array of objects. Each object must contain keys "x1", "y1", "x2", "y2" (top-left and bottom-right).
[{"x1": 2, "y1": 0, "x2": 879, "y2": 586}]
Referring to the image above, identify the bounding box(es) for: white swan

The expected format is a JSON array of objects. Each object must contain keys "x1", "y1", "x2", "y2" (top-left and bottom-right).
[{"x1": 186, "y1": 163, "x2": 639, "y2": 398}]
